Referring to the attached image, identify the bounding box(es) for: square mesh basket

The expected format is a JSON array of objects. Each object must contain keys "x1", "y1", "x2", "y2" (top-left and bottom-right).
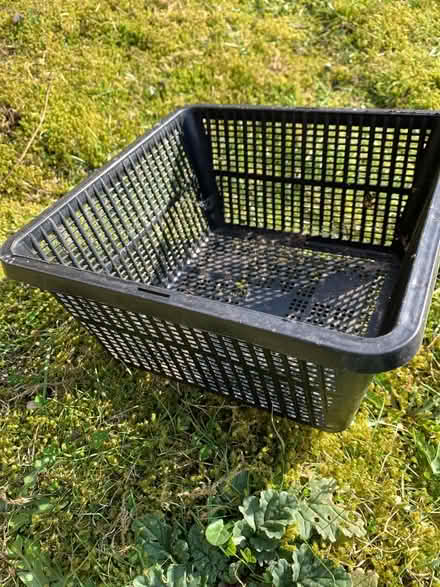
[{"x1": 2, "y1": 106, "x2": 440, "y2": 431}]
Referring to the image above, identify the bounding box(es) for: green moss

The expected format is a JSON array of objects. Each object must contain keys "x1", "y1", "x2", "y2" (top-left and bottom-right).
[{"x1": 1, "y1": 0, "x2": 440, "y2": 584}]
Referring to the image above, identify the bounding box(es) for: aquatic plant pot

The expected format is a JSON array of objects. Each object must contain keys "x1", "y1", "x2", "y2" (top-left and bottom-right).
[{"x1": 2, "y1": 105, "x2": 440, "y2": 431}]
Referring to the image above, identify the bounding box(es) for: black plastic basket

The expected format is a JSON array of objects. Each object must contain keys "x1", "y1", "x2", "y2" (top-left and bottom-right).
[{"x1": 2, "y1": 105, "x2": 440, "y2": 431}]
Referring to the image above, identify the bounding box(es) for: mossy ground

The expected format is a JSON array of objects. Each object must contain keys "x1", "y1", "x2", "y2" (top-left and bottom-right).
[{"x1": 1, "y1": 0, "x2": 440, "y2": 584}]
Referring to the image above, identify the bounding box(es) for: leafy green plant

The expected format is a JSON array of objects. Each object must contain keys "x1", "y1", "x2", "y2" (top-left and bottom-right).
[
  {"x1": 130, "y1": 476, "x2": 365, "y2": 586},
  {"x1": 133, "y1": 516, "x2": 228, "y2": 586},
  {"x1": 2, "y1": 448, "x2": 60, "y2": 536},
  {"x1": 413, "y1": 430, "x2": 440, "y2": 476},
  {"x1": 289, "y1": 478, "x2": 366, "y2": 542},
  {"x1": 21, "y1": 447, "x2": 60, "y2": 492},
  {"x1": 265, "y1": 546, "x2": 351, "y2": 587},
  {"x1": 7, "y1": 537, "x2": 69, "y2": 587}
]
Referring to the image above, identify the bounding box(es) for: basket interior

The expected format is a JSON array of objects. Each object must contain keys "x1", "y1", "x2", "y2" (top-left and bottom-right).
[
  {"x1": 158, "y1": 226, "x2": 400, "y2": 337},
  {"x1": 20, "y1": 107, "x2": 437, "y2": 339}
]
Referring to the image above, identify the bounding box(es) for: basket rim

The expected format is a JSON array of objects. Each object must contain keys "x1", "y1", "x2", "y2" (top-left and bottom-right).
[{"x1": 2, "y1": 104, "x2": 440, "y2": 374}]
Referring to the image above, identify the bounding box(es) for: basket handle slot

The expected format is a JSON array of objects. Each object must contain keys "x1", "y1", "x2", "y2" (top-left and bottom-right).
[{"x1": 138, "y1": 287, "x2": 170, "y2": 298}]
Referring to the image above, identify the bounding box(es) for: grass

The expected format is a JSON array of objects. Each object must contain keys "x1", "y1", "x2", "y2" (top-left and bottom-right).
[{"x1": 1, "y1": 0, "x2": 440, "y2": 584}]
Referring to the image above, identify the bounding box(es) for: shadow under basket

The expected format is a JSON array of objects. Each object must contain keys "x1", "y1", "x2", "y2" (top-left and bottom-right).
[{"x1": 2, "y1": 105, "x2": 440, "y2": 431}]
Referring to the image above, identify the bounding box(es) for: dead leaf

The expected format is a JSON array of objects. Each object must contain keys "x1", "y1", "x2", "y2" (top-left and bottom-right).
[
  {"x1": 351, "y1": 568, "x2": 379, "y2": 587},
  {"x1": 0, "y1": 493, "x2": 33, "y2": 506},
  {"x1": 12, "y1": 13, "x2": 24, "y2": 25},
  {"x1": 0, "y1": 104, "x2": 21, "y2": 135}
]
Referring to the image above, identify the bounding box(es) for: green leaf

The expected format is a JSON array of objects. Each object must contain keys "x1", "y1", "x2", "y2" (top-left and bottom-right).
[
  {"x1": 133, "y1": 565, "x2": 166, "y2": 587},
  {"x1": 133, "y1": 515, "x2": 174, "y2": 564},
  {"x1": 173, "y1": 540, "x2": 190, "y2": 564},
  {"x1": 260, "y1": 490, "x2": 298, "y2": 529},
  {"x1": 229, "y1": 471, "x2": 250, "y2": 499},
  {"x1": 133, "y1": 515, "x2": 189, "y2": 566},
  {"x1": 199, "y1": 446, "x2": 212, "y2": 461},
  {"x1": 17, "y1": 572, "x2": 43, "y2": 587},
  {"x1": 239, "y1": 490, "x2": 297, "y2": 539},
  {"x1": 35, "y1": 498, "x2": 54, "y2": 513},
  {"x1": 269, "y1": 558, "x2": 295, "y2": 587},
  {"x1": 235, "y1": 490, "x2": 298, "y2": 564},
  {"x1": 166, "y1": 565, "x2": 206, "y2": 587},
  {"x1": 293, "y1": 479, "x2": 365, "y2": 542},
  {"x1": 239, "y1": 495, "x2": 260, "y2": 531},
  {"x1": 91, "y1": 430, "x2": 109, "y2": 449},
  {"x1": 428, "y1": 443, "x2": 440, "y2": 475},
  {"x1": 249, "y1": 533, "x2": 279, "y2": 553},
  {"x1": 188, "y1": 524, "x2": 229, "y2": 584},
  {"x1": 166, "y1": 565, "x2": 189, "y2": 586},
  {"x1": 205, "y1": 520, "x2": 231, "y2": 546},
  {"x1": 413, "y1": 431, "x2": 440, "y2": 474},
  {"x1": 233, "y1": 521, "x2": 277, "y2": 563},
  {"x1": 292, "y1": 544, "x2": 351, "y2": 586},
  {"x1": 232, "y1": 519, "x2": 252, "y2": 547},
  {"x1": 9, "y1": 512, "x2": 32, "y2": 532},
  {"x1": 261, "y1": 519, "x2": 288, "y2": 539},
  {"x1": 241, "y1": 547, "x2": 257, "y2": 564},
  {"x1": 224, "y1": 537, "x2": 237, "y2": 557},
  {"x1": 252, "y1": 549, "x2": 279, "y2": 565},
  {"x1": 8, "y1": 538, "x2": 68, "y2": 587},
  {"x1": 232, "y1": 489, "x2": 298, "y2": 564}
]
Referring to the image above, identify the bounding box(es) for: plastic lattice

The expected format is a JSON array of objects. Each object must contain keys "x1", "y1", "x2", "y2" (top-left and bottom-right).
[
  {"x1": 56, "y1": 291, "x2": 339, "y2": 429},
  {"x1": 164, "y1": 227, "x2": 399, "y2": 337}
]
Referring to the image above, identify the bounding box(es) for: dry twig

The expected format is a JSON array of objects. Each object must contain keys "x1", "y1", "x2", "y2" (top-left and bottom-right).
[{"x1": 1, "y1": 77, "x2": 52, "y2": 185}]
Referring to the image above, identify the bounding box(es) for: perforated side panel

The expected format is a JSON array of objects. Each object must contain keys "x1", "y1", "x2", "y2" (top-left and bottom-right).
[
  {"x1": 30, "y1": 122, "x2": 209, "y2": 285},
  {"x1": 203, "y1": 110, "x2": 430, "y2": 246},
  {"x1": 56, "y1": 292, "x2": 344, "y2": 430}
]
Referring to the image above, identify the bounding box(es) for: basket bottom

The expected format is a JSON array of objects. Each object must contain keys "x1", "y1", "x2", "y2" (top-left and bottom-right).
[{"x1": 164, "y1": 226, "x2": 400, "y2": 337}]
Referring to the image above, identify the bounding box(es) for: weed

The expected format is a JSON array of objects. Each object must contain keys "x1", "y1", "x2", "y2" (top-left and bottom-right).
[{"x1": 131, "y1": 475, "x2": 365, "y2": 586}]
